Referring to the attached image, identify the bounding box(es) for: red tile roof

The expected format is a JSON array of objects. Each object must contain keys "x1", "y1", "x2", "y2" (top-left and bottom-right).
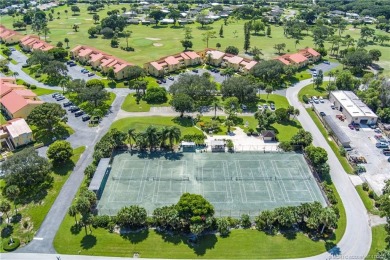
[
  {"x1": 276, "y1": 57, "x2": 290, "y2": 65},
  {"x1": 165, "y1": 56, "x2": 179, "y2": 65},
  {"x1": 0, "y1": 84, "x2": 12, "y2": 97},
  {"x1": 184, "y1": 51, "x2": 200, "y2": 59},
  {"x1": 288, "y1": 53, "x2": 308, "y2": 64}
]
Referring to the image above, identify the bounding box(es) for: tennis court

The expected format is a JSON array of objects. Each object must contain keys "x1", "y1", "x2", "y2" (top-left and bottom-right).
[{"x1": 97, "y1": 152, "x2": 327, "y2": 217}]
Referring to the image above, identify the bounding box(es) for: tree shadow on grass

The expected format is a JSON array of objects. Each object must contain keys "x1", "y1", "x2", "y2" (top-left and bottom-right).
[
  {"x1": 185, "y1": 234, "x2": 218, "y2": 256},
  {"x1": 33, "y1": 124, "x2": 72, "y2": 146},
  {"x1": 325, "y1": 241, "x2": 341, "y2": 256},
  {"x1": 80, "y1": 234, "x2": 97, "y2": 250},
  {"x1": 281, "y1": 230, "x2": 297, "y2": 240},
  {"x1": 70, "y1": 224, "x2": 82, "y2": 235},
  {"x1": 120, "y1": 228, "x2": 149, "y2": 244},
  {"x1": 154, "y1": 229, "x2": 182, "y2": 245},
  {"x1": 52, "y1": 160, "x2": 75, "y2": 176},
  {"x1": 172, "y1": 117, "x2": 193, "y2": 127}
]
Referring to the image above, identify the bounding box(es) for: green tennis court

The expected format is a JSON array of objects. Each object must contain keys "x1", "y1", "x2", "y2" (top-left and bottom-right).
[{"x1": 97, "y1": 151, "x2": 327, "y2": 217}]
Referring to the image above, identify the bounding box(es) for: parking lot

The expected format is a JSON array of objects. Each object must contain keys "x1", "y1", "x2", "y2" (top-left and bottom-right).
[
  {"x1": 308, "y1": 61, "x2": 339, "y2": 74},
  {"x1": 66, "y1": 62, "x2": 101, "y2": 81},
  {"x1": 158, "y1": 68, "x2": 227, "y2": 90},
  {"x1": 313, "y1": 100, "x2": 389, "y2": 194}
]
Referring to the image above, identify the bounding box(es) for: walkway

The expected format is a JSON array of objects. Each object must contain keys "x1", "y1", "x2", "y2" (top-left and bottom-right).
[{"x1": 286, "y1": 78, "x2": 371, "y2": 259}]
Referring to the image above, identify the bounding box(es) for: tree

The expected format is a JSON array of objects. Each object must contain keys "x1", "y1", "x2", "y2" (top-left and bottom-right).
[
  {"x1": 2, "y1": 148, "x2": 52, "y2": 195},
  {"x1": 80, "y1": 79, "x2": 110, "y2": 107},
  {"x1": 360, "y1": 26, "x2": 375, "y2": 40},
  {"x1": 216, "y1": 217, "x2": 230, "y2": 236},
  {"x1": 0, "y1": 201, "x2": 11, "y2": 223},
  {"x1": 93, "y1": 14, "x2": 100, "y2": 24},
  {"x1": 56, "y1": 41, "x2": 63, "y2": 48},
  {"x1": 369, "y1": 49, "x2": 382, "y2": 62},
  {"x1": 202, "y1": 30, "x2": 216, "y2": 48},
  {"x1": 252, "y1": 60, "x2": 285, "y2": 86},
  {"x1": 255, "y1": 210, "x2": 275, "y2": 232},
  {"x1": 48, "y1": 48, "x2": 68, "y2": 60},
  {"x1": 127, "y1": 128, "x2": 136, "y2": 149},
  {"x1": 181, "y1": 40, "x2": 193, "y2": 51},
  {"x1": 12, "y1": 71, "x2": 19, "y2": 80},
  {"x1": 153, "y1": 205, "x2": 181, "y2": 230},
  {"x1": 266, "y1": 26, "x2": 271, "y2": 37},
  {"x1": 216, "y1": 43, "x2": 221, "y2": 49},
  {"x1": 221, "y1": 77, "x2": 257, "y2": 103},
  {"x1": 123, "y1": 30, "x2": 132, "y2": 49},
  {"x1": 116, "y1": 205, "x2": 147, "y2": 228},
  {"x1": 196, "y1": 12, "x2": 209, "y2": 28},
  {"x1": 313, "y1": 69, "x2": 323, "y2": 89},
  {"x1": 273, "y1": 43, "x2": 286, "y2": 54},
  {"x1": 244, "y1": 22, "x2": 251, "y2": 52},
  {"x1": 64, "y1": 38, "x2": 70, "y2": 48},
  {"x1": 319, "y1": 207, "x2": 337, "y2": 234},
  {"x1": 149, "y1": 10, "x2": 166, "y2": 26},
  {"x1": 168, "y1": 9, "x2": 181, "y2": 26},
  {"x1": 223, "y1": 97, "x2": 240, "y2": 118},
  {"x1": 47, "y1": 140, "x2": 73, "y2": 165},
  {"x1": 290, "y1": 129, "x2": 313, "y2": 148},
  {"x1": 343, "y1": 49, "x2": 372, "y2": 73},
  {"x1": 219, "y1": 25, "x2": 223, "y2": 37},
  {"x1": 170, "y1": 94, "x2": 194, "y2": 117},
  {"x1": 107, "y1": 68, "x2": 115, "y2": 82},
  {"x1": 265, "y1": 86, "x2": 273, "y2": 98},
  {"x1": 176, "y1": 193, "x2": 214, "y2": 228},
  {"x1": 72, "y1": 24, "x2": 79, "y2": 32},
  {"x1": 101, "y1": 15, "x2": 127, "y2": 31},
  {"x1": 88, "y1": 27, "x2": 98, "y2": 37},
  {"x1": 71, "y1": 5, "x2": 80, "y2": 15},
  {"x1": 2, "y1": 48, "x2": 12, "y2": 60},
  {"x1": 64, "y1": 10, "x2": 68, "y2": 18},
  {"x1": 101, "y1": 27, "x2": 114, "y2": 38},
  {"x1": 27, "y1": 103, "x2": 67, "y2": 132},
  {"x1": 335, "y1": 70, "x2": 359, "y2": 91},
  {"x1": 240, "y1": 214, "x2": 251, "y2": 228},
  {"x1": 41, "y1": 60, "x2": 68, "y2": 79},
  {"x1": 275, "y1": 108, "x2": 289, "y2": 122},
  {"x1": 254, "y1": 110, "x2": 276, "y2": 131},
  {"x1": 211, "y1": 100, "x2": 221, "y2": 119},
  {"x1": 143, "y1": 86, "x2": 168, "y2": 104},
  {"x1": 68, "y1": 204, "x2": 78, "y2": 225},
  {"x1": 252, "y1": 20, "x2": 265, "y2": 35},
  {"x1": 225, "y1": 46, "x2": 239, "y2": 55},
  {"x1": 163, "y1": 126, "x2": 180, "y2": 150},
  {"x1": 5, "y1": 185, "x2": 20, "y2": 213},
  {"x1": 305, "y1": 145, "x2": 328, "y2": 167},
  {"x1": 128, "y1": 66, "x2": 145, "y2": 81},
  {"x1": 27, "y1": 50, "x2": 54, "y2": 67}
]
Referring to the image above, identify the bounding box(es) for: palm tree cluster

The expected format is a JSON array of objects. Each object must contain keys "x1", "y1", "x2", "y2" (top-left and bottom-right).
[
  {"x1": 255, "y1": 202, "x2": 338, "y2": 236},
  {"x1": 128, "y1": 125, "x2": 181, "y2": 151}
]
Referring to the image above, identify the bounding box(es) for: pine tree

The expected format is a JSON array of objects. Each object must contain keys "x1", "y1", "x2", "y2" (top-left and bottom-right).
[
  {"x1": 219, "y1": 24, "x2": 223, "y2": 38},
  {"x1": 244, "y1": 22, "x2": 251, "y2": 53}
]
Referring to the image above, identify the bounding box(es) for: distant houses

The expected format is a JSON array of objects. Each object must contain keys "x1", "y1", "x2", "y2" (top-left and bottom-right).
[
  {"x1": 0, "y1": 25, "x2": 23, "y2": 44},
  {"x1": 71, "y1": 45, "x2": 134, "y2": 80},
  {"x1": 20, "y1": 35, "x2": 54, "y2": 52},
  {"x1": 144, "y1": 51, "x2": 202, "y2": 77},
  {"x1": 0, "y1": 78, "x2": 44, "y2": 119},
  {"x1": 275, "y1": 48, "x2": 321, "y2": 68}
]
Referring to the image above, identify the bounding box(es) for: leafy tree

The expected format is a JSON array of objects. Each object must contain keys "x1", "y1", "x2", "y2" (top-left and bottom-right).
[
  {"x1": 305, "y1": 145, "x2": 328, "y2": 167},
  {"x1": 252, "y1": 20, "x2": 265, "y2": 35},
  {"x1": 343, "y1": 49, "x2": 372, "y2": 73},
  {"x1": 181, "y1": 40, "x2": 193, "y2": 51},
  {"x1": 225, "y1": 46, "x2": 239, "y2": 55},
  {"x1": 47, "y1": 140, "x2": 73, "y2": 165},
  {"x1": 48, "y1": 48, "x2": 68, "y2": 60},
  {"x1": 273, "y1": 43, "x2": 286, "y2": 54},
  {"x1": 266, "y1": 25, "x2": 271, "y2": 36},
  {"x1": 360, "y1": 26, "x2": 375, "y2": 40},
  {"x1": 221, "y1": 77, "x2": 257, "y2": 103},
  {"x1": 93, "y1": 14, "x2": 100, "y2": 24},
  {"x1": 88, "y1": 26, "x2": 99, "y2": 37},
  {"x1": 68, "y1": 204, "x2": 78, "y2": 225},
  {"x1": 275, "y1": 108, "x2": 289, "y2": 122},
  {"x1": 290, "y1": 129, "x2": 313, "y2": 148},
  {"x1": 2, "y1": 48, "x2": 12, "y2": 60},
  {"x1": 42, "y1": 60, "x2": 68, "y2": 79},
  {"x1": 170, "y1": 94, "x2": 194, "y2": 117},
  {"x1": 71, "y1": 5, "x2": 80, "y2": 15},
  {"x1": 167, "y1": 9, "x2": 181, "y2": 25},
  {"x1": 216, "y1": 43, "x2": 221, "y2": 49},
  {"x1": 251, "y1": 60, "x2": 285, "y2": 86},
  {"x1": 255, "y1": 210, "x2": 275, "y2": 232},
  {"x1": 176, "y1": 193, "x2": 214, "y2": 227},
  {"x1": 101, "y1": 15, "x2": 127, "y2": 31},
  {"x1": 72, "y1": 24, "x2": 79, "y2": 32},
  {"x1": 27, "y1": 103, "x2": 67, "y2": 132},
  {"x1": 0, "y1": 201, "x2": 11, "y2": 223},
  {"x1": 265, "y1": 86, "x2": 273, "y2": 98},
  {"x1": 244, "y1": 22, "x2": 251, "y2": 52},
  {"x1": 80, "y1": 79, "x2": 109, "y2": 107},
  {"x1": 319, "y1": 207, "x2": 337, "y2": 234},
  {"x1": 369, "y1": 49, "x2": 382, "y2": 61},
  {"x1": 116, "y1": 205, "x2": 147, "y2": 228},
  {"x1": 101, "y1": 27, "x2": 114, "y2": 38},
  {"x1": 153, "y1": 205, "x2": 181, "y2": 230},
  {"x1": 254, "y1": 110, "x2": 276, "y2": 131},
  {"x1": 313, "y1": 69, "x2": 324, "y2": 89},
  {"x1": 223, "y1": 97, "x2": 240, "y2": 117},
  {"x1": 128, "y1": 66, "x2": 145, "y2": 81},
  {"x1": 219, "y1": 25, "x2": 223, "y2": 37},
  {"x1": 2, "y1": 148, "x2": 52, "y2": 195},
  {"x1": 196, "y1": 12, "x2": 209, "y2": 28},
  {"x1": 149, "y1": 10, "x2": 166, "y2": 26},
  {"x1": 107, "y1": 68, "x2": 115, "y2": 82},
  {"x1": 143, "y1": 86, "x2": 167, "y2": 104},
  {"x1": 335, "y1": 70, "x2": 359, "y2": 91},
  {"x1": 5, "y1": 185, "x2": 20, "y2": 213},
  {"x1": 240, "y1": 214, "x2": 251, "y2": 228},
  {"x1": 217, "y1": 217, "x2": 230, "y2": 236}
]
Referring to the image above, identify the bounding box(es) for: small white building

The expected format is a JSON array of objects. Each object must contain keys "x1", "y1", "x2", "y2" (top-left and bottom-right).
[{"x1": 329, "y1": 91, "x2": 378, "y2": 125}]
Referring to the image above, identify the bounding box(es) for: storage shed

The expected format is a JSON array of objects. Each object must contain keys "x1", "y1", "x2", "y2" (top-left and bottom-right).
[{"x1": 322, "y1": 115, "x2": 351, "y2": 147}]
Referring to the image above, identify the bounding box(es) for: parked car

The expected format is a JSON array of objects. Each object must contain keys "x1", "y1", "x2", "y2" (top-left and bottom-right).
[
  {"x1": 312, "y1": 96, "x2": 319, "y2": 104},
  {"x1": 388, "y1": 157, "x2": 390, "y2": 163},
  {"x1": 382, "y1": 149, "x2": 390, "y2": 156},
  {"x1": 192, "y1": 69, "x2": 199, "y2": 73},
  {"x1": 323, "y1": 61, "x2": 330, "y2": 65},
  {"x1": 82, "y1": 115, "x2": 91, "y2": 122},
  {"x1": 319, "y1": 112, "x2": 326, "y2": 117},
  {"x1": 348, "y1": 124, "x2": 354, "y2": 130},
  {"x1": 270, "y1": 103, "x2": 275, "y2": 110},
  {"x1": 374, "y1": 128, "x2": 382, "y2": 133},
  {"x1": 55, "y1": 96, "x2": 65, "y2": 101},
  {"x1": 319, "y1": 96, "x2": 324, "y2": 103},
  {"x1": 214, "y1": 68, "x2": 220, "y2": 73},
  {"x1": 168, "y1": 76, "x2": 174, "y2": 81},
  {"x1": 63, "y1": 101, "x2": 73, "y2": 107},
  {"x1": 75, "y1": 110, "x2": 84, "y2": 117},
  {"x1": 376, "y1": 142, "x2": 389, "y2": 148},
  {"x1": 81, "y1": 69, "x2": 89, "y2": 74},
  {"x1": 263, "y1": 104, "x2": 268, "y2": 109},
  {"x1": 9, "y1": 47, "x2": 15, "y2": 51},
  {"x1": 69, "y1": 106, "x2": 80, "y2": 113},
  {"x1": 309, "y1": 68, "x2": 316, "y2": 72},
  {"x1": 161, "y1": 78, "x2": 166, "y2": 83},
  {"x1": 69, "y1": 63, "x2": 77, "y2": 67},
  {"x1": 257, "y1": 105, "x2": 263, "y2": 110},
  {"x1": 156, "y1": 80, "x2": 161, "y2": 84},
  {"x1": 52, "y1": 93, "x2": 60, "y2": 98},
  {"x1": 88, "y1": 73, "x2": 95, "y2": 77},
  {"x1": 331, "y1": 105, "x2": 335, "y2": 109},
  {"x1": 66, "y1": 60, "x2": 74, "y2": 65}
]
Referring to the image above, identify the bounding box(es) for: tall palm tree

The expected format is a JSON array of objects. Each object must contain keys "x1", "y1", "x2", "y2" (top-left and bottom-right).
[
  {"x1": 167, "y1": 126, "x2": 181, "y2": 150},
  {"x1": 59, "y1": 76, "x2": 70, "y2": 94},
  {"x1": 159, "y1": 126, "x2": 169, "y2": 148},
  {"x1": 42, "y1": 26, "x2": 50, "y2": 41},
  {"x1": 225, "y1": 119, "x2": 234, "y2": 133},
  {"x1": 293, "y1": 108, "x2": 300, "y2": 119},
  {"x1": 319, "y1": 207, "x2": 337, "y2": 234},
  {"x1": 127, "y1": 128, "x2": 136, "y2": 149},
  {"x1": 64, "y1": 38, "x2": 70, "y2": 48},
  {"x1": 211, "y1": 100, "x2": 221, "y2": 118},
  {"x1": 145, "y1": 125, "x2": 159, "y2": 150},
  {"x1": 12, "y1": 71, "x2": 19, "y2": 80}
]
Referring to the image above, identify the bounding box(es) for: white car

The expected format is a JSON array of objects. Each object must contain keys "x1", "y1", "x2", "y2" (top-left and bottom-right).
[
  {"x1": 257, "y1": 105, "x2": 263, "y2": 110},
  {"x1": 319, "y1": 96, "x2": 324, "y2": 103}
]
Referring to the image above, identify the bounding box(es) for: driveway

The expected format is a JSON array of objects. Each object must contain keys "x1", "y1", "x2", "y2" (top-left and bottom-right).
[
  {"x1": 66, "y1": 63, "x2": 100, "y2": 81},
  {"x1": 309, "y1": 61, "x2": 339, "y2": 74}
]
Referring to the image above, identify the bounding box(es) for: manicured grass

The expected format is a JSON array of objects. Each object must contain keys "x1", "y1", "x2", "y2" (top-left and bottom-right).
[
  {"x1": 31, "y1": 87, "x2": 58, "y2": 96},
  {"x1": 197, "y1": 116, "x2": 234, "y2": 135},
  {"x1": 65, "y1": 92, "x2": 116, "y2": 115},
  {"x1": 31, "y1": 123, "x2": 75, "y2": 146},
  {"x1": 306, "y1": 108, "x2": 354, "y2": 174},
  {"x1": 110, "y1": 116, "x2": 203, "y2": 136},
  {"x1": 121, "y1": 94, "x2": 171, "y2": 112},
  {"x1": 367, "y1": 225, "x2": 387, "y2": 259},
  {"x1": 356, "y1": 185, "x2": 380, "y2": 215},
  {"x1": 0, "y1": 112, "x2": 6, "y2": 124},
  {"x1": 298, "y1": 82, "x2": 329, "y2": 102},
  {"x1": 0, "y1": 146, "x2": 85, "y2": 251},
  {"x1": 258, "y1": 94, "x2": 290, "y2": 109},
  {"x1": 1, "y1": 5, "x2": 389, "y2": 75}
]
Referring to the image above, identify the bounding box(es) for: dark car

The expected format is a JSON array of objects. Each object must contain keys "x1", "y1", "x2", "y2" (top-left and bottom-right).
[
  {"x1": 66, "y1": 60, "x2": 74, "y2": 65},
  {"x1": 69, "y1": 63, "x2": 77, "y2": 67},
  {"x1": 82, "y1": 115, "x2": 91, "y2": 122},
  {"x1": 161, "y1": 78, "x2": 166, "y2": 83},
  {"x1": 214, "y1": 69, "x2": 220, "y2": 73},
  {"x1": 323, "y1": 61, "x2": 330, "y2": 65},
  {"x1": 270, "y1": 103, "x2": 275, "y2": 110},
  {"x1": 69, "y1": 106, "x2": 80, "y2": 113},
  {"x1": 81, "y1": 69, "x2": 89, "y2": 73},
  {"x1": 88, "y1": 73, "x2": 95, "y2": 77},
  {"x1": 192, "y1": 69, "x2": 199, "y2": 73},
  {"x1": 168, "y1": 76, "x2": 174, "y2": 81},
  {"x1": 319, "y1": 112, "x2": 326, "y2": 117},
  {"x1": 55, "y1": 96, "x2": 65, "y2": 101},
  {"x1": 156, "y1": 80, "x2": 161, "y2": 84},
  {"x1": 63, "y1": 101, "x2": 73, "y2": 107},
  {"x1": 75, "y1": 110, "x2": 84, "y2": 117},
  {"x1": 9, "y1": 47, "x2": 15, "y2": 51},
  {"x1": 52, "y1": 93, "x2": 60, "y2": 98}
]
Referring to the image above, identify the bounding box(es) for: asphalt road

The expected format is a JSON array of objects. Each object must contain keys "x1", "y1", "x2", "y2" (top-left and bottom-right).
[{"x1": 286, "y1": 78, "x2": 371, "y2": 259}]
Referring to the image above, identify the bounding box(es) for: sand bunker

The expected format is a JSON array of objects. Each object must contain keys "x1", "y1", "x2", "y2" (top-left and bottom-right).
[
  {"x1": 85, "y1": 19, "x2": 92, "y2": 21},
  {"x1": 67, "y1": 32, "x2": 75, "y2": 35},
  {"x1": 153, "y1": 43, "x2": 163, "y2": 47},
  {"x1": 146, "y1": 37, "x2": 161, "y2": 41}
]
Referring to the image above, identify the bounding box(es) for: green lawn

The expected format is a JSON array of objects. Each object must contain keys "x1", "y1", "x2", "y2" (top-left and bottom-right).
[
  {"x1": 31, "y1": 87, "x2": 58, "y2": 96},
  {"x1": 0, "y1": 146, "x2": 85, "y2": 251},
  {"x1": 257, "y1": 94, "x2": 290, "y2": 109},
  {"x1": 1, "y1": 4, "x2": 389, "y2": 75},
  {"x1": 121, "y1": 94, "x2": 171, "y2": 112},
  {"x1": 356, "y1": 185, "x2": 380, "y2": 215},
  {"x1": 31, "y1": 123, "x2": 75, "y2": 146},
  {"x1": 298, "y1": 82, "x2": 329, "y2": 102},
  {"x1": 306, "y1": 108, "x2": 354, "y2": 174},
  {"x1": 0, "y1": 112, "x2": 6, "y2": 124},
  {"x1": 367, "y1": 225, "x2": 387, "y2": 259},
  {"x1": 110, "y1": 116, "x2": 202, "y2": 136}
]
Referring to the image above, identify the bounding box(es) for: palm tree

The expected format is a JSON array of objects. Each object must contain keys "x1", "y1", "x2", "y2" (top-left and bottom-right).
[
  {"x1": 5, "y1": 185, "x2": 20, "y2": 214},
  {"x1": 225, "y1": 119, "x2": 234, "y2": 133},
  {"x1": 167, "y1": 126, "x2": 181, "y2": 150},
  {"x1": 68, "y1": 205, "x2": 78, "y2": 225},
  {"x1": 127, "y1": 128, "x2": 136, "y2": 149},
  {"x1": 145, "y1": 125, "x2": 160, "y2": 150},
  {"x1": 42, "y1": 26, "x2": 50, "y2": 41},
  {"x1": 211, "y1": 100, "x2": 221, "y2": 118},
  {"x1": 319, "y1": 207, "x2": 337, "y2": 234},
  {"x1": 123, "y1": 30, "x2": 132, "y2": 49},
  {"x1": 73, "y1": 24, "x2": 79, "y2": 32},
  {"x1": 64, "y1": 10, "x2": 68, "y2": 19},
  {"x1": 12, "y1": 71, "x2": 19, "y2": 80},
  {"x1": 64, "y1": 38, "x2": 70, "y2": 48},
  {"x1": 265, "y1": 86, "x2": 273, "y2": 99},
  {"x1": 293, "y1": 108, "x2": 300, "y2": 119},
  {"x1": 159, "y1": 126, "x2": 169, "y2": 148},
  {"x1": 59, "y1": 76, "x2": 70, "y2": 94}
]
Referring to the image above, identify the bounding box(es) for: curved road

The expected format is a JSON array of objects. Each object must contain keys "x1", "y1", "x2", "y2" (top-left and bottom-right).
[{"x1": 2, "y1": 73, "x2": 371, "y2": 258}]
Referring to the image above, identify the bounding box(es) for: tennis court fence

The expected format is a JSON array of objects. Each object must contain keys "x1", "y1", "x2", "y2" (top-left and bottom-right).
[{"x1": 112, "y1": 176, "x2": 313, "y2": 182}]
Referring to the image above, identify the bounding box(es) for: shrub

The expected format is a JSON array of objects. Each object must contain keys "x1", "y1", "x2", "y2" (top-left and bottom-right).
[
  {"x1": 368, "y1": 190, "x2": 375, "y2": 199},
  {"x1": 302, "y1": 95, "x2": 309, "y2": 104},
  {"x1": 35, "y1": 73, "x2": 41, "y2": 78},
  {"x1": 23, "y1": 221, "x2": 29, "y2": 229},
  {"x1": 339, "y1": 146, "x2": 346, "y2": 157},
  {"x1": 101, "y1": 27, "x2": 114, "y2": 38},
  {"x1": 84, "y1": 164, "x2": 97, "y2": 179},
  {"x1": 92, "y1": 215, "x2": 110, "y2": 228},
  {"x1": 24, "y1": 83, "x2": 31, "y2": 88},
  {"x1": 362, "y1": 183, "x2": 369, "y2": 191},
  {"x1": 375, "y1": 200, "x2": 381, "y2": 208},
  {"x1": 240, "y1": 214, "x2": 251, "y2": 228},
  {"x1": 22, "y1": 63, "x2": 30, "y2": 68},
  {"x1": 226, "y1": 216, "x2": 239, "y2": 228},
  {"x1": 30, "y1": 85, "x2": 37, "y2": 90},
  {"x1": 143, "y1": 86, "x2": 168, "y2": 104},
  {"x1": 107, "y1": 221, "x2": 115, "y2": 232},
  {"x1": 2, "y1": 237, "x2": 20, "y2": 251}
]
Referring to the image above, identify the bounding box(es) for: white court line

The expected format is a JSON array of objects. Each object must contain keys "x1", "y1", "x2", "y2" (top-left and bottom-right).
[
  {"x1": 236, "y1": 160, "x2": 248, "y2": 203},
  {"x1": 137, "y1": 160, "x2": 150, "y2": 203},
  {"x1": 223, "y1": 160, "x2": 233, "y2": 202},
  {"x1": 259, "y1": 161, "x2": 275, "y2": 202},
  {"x1": 293, "y1": 160, "x2": 316, "y2": 202},
  {"x1": 108, "y1": 159, "x2": 125, "y2": 203},
  {"x1": 271, "y1": 160, "x2": 290, "y2": 202},
  {"x1": 152, "y1": 160, "x2": 160, "y2": 203}
]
